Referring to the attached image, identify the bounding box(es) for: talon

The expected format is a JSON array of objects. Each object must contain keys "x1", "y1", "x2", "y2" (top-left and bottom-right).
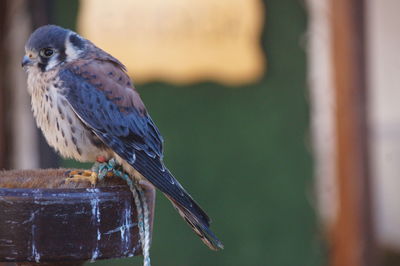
[{"x1": 65, "y1": 170, "x2": 98, "y2": 185}]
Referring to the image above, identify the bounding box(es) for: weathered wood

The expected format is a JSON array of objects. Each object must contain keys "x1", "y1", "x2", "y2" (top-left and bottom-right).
[
  {"x1": 330, "y1": 0, "x2": 377, "y2": 266},
  {"x1": 0, "y1": 169, "x2": 155, "y2": 265}
]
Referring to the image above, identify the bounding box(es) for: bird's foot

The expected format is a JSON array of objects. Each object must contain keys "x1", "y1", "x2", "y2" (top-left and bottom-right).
[
  {"x1": 65, "y1": 170, "x2": 99, "y2": 185},
  {"x1": 65, "y1": 157, "x2": 115, "y2": 185}
]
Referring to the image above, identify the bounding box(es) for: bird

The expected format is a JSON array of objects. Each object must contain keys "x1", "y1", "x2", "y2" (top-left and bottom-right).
[{"x1": 22, "y1": 25, "x2": 223, "y2": 252}]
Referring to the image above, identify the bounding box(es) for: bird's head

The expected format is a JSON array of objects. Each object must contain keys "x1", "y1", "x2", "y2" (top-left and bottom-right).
[{"x1": 22, "y1": 25, "x2": 86, "y2": 72}]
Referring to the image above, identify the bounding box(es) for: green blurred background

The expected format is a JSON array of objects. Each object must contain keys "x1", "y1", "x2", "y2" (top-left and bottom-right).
[{"x1": 52, "y1": 0, "x2": 323, "y2": 265}]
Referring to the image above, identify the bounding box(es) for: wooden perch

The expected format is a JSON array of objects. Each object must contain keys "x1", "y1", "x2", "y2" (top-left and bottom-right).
[{"x1": 0, "y1": 169, "x2": 155, "y2": 266}]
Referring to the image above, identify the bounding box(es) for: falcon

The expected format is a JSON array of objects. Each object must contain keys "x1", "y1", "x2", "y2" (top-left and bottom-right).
[{"x1": 22, "y1": 25, "x2": 223, "y2": 251}]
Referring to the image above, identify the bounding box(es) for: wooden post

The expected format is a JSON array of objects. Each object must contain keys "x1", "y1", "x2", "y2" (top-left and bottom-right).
[
  {"x1": 331, "y1": 0, "x2": 377, "y2": 266},
  {"x1": 0, "y1": 169, "x2": 155, "y2": 265}
]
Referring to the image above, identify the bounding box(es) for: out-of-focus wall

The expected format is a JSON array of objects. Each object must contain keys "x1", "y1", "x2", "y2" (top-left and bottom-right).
[
  {"x1": 307, "y1": 0, "x2": 337, "y2": 230},
  {"x1": 7, "y1": 0, "x2": 40, "y2": 169},
  {"x1": 368, "y1": 0, "x2": 400, "y2": 251},
  {"x1": 309, "y1": 0, "x2": 400, "y2": 254}
]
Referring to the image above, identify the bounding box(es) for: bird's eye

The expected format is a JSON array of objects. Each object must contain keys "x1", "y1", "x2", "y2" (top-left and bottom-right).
[{"x1": 40, "y1": 48, "x2": 54, "y2": 58}]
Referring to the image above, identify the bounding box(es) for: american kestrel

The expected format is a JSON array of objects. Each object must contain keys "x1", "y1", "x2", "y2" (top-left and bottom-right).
[{"x1": 22, "y1": 25, "x2": 223, "y2": 251}]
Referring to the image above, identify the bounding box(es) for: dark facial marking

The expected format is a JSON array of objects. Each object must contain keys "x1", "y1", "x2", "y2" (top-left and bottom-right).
[
  {"x1": 69, "y1": 34, "x2": 84, "y2": 49},
  {"x1": 57, "y1": 48, "x2": 67, "y2": 63},
  {"x1": 38, "y1": 62, "x2": 47, "y2": 72}
]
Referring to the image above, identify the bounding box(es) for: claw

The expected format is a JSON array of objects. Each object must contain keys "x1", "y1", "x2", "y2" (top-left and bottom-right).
[
  {"x1": 64, "y1": 159, "x2": 124, "y2": 186},
  {"x1": 65, "y1": 170, "x2": 98, "y2": 185}
]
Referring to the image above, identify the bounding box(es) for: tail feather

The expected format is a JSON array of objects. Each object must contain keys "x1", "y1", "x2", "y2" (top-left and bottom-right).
[
  {"x1": 132, "y1": 150, "x2": 223, "y2": 250},
  {"x1": 166, "y1": 195, "x2": 224, "y2": 250}
]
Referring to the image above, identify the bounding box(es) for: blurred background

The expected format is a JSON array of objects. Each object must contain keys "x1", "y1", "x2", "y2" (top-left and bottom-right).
[{"x1": 0, "y1": 0, "x2": 399, "y2": 265}]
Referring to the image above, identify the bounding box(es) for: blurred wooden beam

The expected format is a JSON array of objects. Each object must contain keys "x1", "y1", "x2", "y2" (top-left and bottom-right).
[
  {"x1": 331, "y1": 0, "x2": 377, "y2": 266},
  {"x1": 28, "y1": 0, "x2": 61, "y2": 168},
  {"x1": 0, "y1": 0, "x2": 61, "y2": 169},
  {"x1": 0, "y1": 1, "x2": 10, "y2": 169}
]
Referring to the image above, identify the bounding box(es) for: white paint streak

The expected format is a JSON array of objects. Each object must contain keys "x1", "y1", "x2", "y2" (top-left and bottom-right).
[
  {"x1": 0, "y1": 239, "x2": 14, "y2": 247},
  {"x1": 103, "y1": 222, "x2": 136, "y2": 235},
  {"x1": 31, "y1": 224, "x2": 41, "y2": 263},
  {"x1": 121, "y1": 204, "x2": 132, "y2": 254},
  {"x1": 22, "y1": 210, "x2": 39, "y2": 224},
  {"x1": 0, "y1": 196, "x2": 14, "y2": 204},
  {"x1": 102, "y1": 200, "x2": 137, "y2": 256},
  {"x1": 88, "y1": 188, "x2": 101, "y2": 262}
]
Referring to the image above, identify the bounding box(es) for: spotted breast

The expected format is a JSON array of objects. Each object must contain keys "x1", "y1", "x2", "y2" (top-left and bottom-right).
[{"x1": 26, "y1": 65, "x2": 111, "y2": 162}]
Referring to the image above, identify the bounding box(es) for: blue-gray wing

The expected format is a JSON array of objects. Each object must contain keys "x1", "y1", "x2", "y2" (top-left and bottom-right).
[{"x1": 58, "y1": 61, "x2": 223, "y2": 250}]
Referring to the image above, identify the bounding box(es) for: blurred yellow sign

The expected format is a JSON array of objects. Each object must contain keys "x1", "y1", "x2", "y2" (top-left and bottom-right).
[{"x1": 78, "y1": 0, "x2": 265, "y2": 85}]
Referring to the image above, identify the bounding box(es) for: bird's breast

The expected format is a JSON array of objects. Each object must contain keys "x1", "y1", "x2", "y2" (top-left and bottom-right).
[{"x1": 27, "y1": 69, "x2": 110, "y2": 162}]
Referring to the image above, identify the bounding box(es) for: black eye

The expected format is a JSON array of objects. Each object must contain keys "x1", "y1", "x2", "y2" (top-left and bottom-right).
[{"x1": 40, "y1": 48, "x2": 54, "y2": 58}]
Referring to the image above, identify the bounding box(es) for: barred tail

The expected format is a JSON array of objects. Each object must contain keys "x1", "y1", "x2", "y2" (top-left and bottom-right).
[{"x1": 166, "y1": 195, "x2": 224, "y2": 251}]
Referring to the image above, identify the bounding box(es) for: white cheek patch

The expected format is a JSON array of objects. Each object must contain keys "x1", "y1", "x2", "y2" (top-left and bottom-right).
[
  {"x1": 45, "y1": 56, "x2": 59, "y2": 71},
  {"x1": 65, "y1": 33, "x2": 83, "y2": 62}
]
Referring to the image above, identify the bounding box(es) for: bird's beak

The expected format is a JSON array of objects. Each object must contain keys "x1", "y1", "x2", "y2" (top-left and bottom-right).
[{"x1": 21, "y1": 55, "x2": 33, "y2": 68}]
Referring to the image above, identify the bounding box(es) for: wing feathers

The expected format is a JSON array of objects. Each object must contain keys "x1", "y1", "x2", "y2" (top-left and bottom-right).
[{"x1": 59, "y1": 61, "x2": 223, "y2": 250}]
